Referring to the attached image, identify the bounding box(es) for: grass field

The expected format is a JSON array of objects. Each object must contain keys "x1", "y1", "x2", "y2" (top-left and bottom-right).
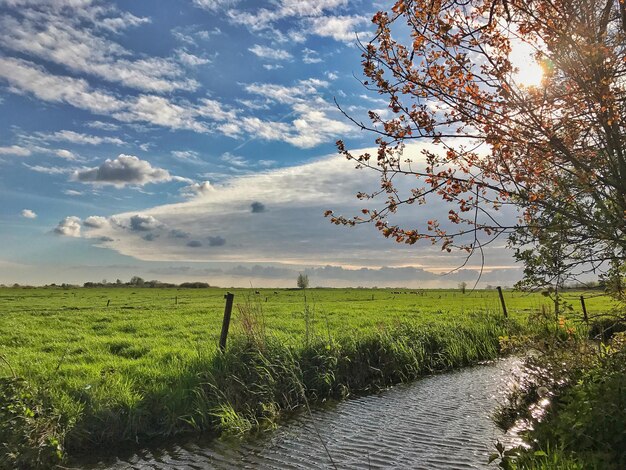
[
  {"x1": 0, "y1": 286, "x2": 617, "y2": 468},
  {"x1": 0, "y1": 286, "x2": 613, "y2": 379}
]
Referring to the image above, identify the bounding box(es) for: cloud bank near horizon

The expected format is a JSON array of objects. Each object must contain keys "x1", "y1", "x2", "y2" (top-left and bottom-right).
[{"x1": 52, "y1": 144, "x2": 520, "y2": 283}]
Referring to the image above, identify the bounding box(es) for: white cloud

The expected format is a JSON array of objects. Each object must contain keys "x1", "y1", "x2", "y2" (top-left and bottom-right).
[
  {"x1": 40, "y1": 130, "x2": 125, "y2": 145},
  {"x1": 66, "y1": 144, "x2": 519, "y2": 277},
  {"x1": 23, "y1": 163, "x2": 72, "y2": 175},
  {"x1": 307, "y1": 15, "x2": 369, "y2": 43},
  {"x1": 236, "y1": 78, "x2": 353, "y2": 148},
  {"x1": 63, "y1": 189, "x2": 83, "y2": 196},
  {"x1": 113, "y1": 95, "x2": 209, "y2": 133},
  {"x1": 225, "y1": 1, "x2": 371, "y2": 45},
  {"x1": 172, "y1": 150, "x2": 201, "y2": 161},
  {"x1": 193, "y1": 0, "x2": 238, "y2": 11},
  {"x1": 196, "y1": 98, "x2": 238, "y2": 122},
  {"x1": 244, "y1": 78, "x2": 328, "y2": 105},
  {"x1": 55, "y1": 149, "x2": 77, "y2": 160},
  {"x1": 72, "y1": 154, "x2": 173, "y2": 187},
  {"x1": 303, "y1": 48, "x2": 322, "y2": 64},
  {"x1": 0, "y1": 57, "x2": 126, "y2": 114},
  {"x1": 228, "y1": 0, "x2": 349, "y2": 31},
  {"x1": 220, "y1": 152, "x2": 248, "y2": 168},
  {"x1": 176, "y1": 50, "x2": 211, "y2": 67},
  {"x1": 0, "y1": 47, "x2": 346, "y2": 150},
  {"x1": 197, "y1": 27, "x2": 222, "y2": 38},
  {"x1": 181, "y1": 181, "x2": 214, "y2": 197},
  {"x1": 285, "y1": 104, "x2": 352, "y2": 148},
  {"x1": 54, "y1": 216, "x2": 82, "y2": 237},
  {"x1": 0, "y1": 145, "x2": 31, "y2": 156},
  {"x1": 85, "y1": 121, "x2": 120, "y2": 131},
  {"x1": 0, "y1": 6, "x2": 200, "y2": 93},
  {"x1": 0, "y1": 58, "x2": 234, "y2": 133},
  {"x1": 83, "y1": 215, "x2": 108, "y2": 228},
  {"x1": 249, "y1": 44, "x2": 292, "y2": 61},
  {"x1": 21, "y1": 209, "x2": 37, "y2": 219}
]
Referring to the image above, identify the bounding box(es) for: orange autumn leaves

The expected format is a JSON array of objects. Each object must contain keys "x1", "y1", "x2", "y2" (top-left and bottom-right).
[{"x1": 328, "y1": 0, "x2": 626, "y2": 262}]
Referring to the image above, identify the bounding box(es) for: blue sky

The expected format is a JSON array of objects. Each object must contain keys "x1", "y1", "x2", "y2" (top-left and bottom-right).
[{"x1": 0, "y1": 0, "x2": 522, "y2": 287}]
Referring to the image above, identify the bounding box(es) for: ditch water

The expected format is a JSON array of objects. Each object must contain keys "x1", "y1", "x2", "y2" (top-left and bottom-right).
[{"x1": 84, "y1": 357, "x2": 524, "y2": 469}]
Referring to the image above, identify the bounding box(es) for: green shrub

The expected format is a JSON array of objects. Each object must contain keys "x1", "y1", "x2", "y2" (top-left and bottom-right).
[{"x1": 0, "y1": 378, "x2": 66, "y2": 469}]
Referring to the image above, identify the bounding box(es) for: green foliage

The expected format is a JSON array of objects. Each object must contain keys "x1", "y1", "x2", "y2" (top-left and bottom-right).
[
  {"x1": 495, "y1": 332, "x2": 626, "y2": 470},
  {"x1": 0, "y1": 378, "x2": 65, "y2": 469},
  {"x1": 296, "y1": 273, "x2": 309, "y2": 289},
  {"x1": 527, "y1": 338, "x2": 626, "y2": 469},
  {"x1": 490, "y1": 442, "x2": 586, "y2": 470}
]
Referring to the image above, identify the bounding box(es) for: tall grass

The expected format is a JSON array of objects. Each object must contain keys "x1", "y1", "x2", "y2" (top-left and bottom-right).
[
  {"x1": 1, "y1": 309, "x2": 516, "y2": 468},
  {"x1": 111, "y1": 314, "x2": 509, "y2": 439}
]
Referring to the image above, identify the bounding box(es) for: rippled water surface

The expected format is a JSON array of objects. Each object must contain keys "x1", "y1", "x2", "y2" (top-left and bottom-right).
[{"x1": 84, "y1": 357, "x2": 523, "y2": 469}]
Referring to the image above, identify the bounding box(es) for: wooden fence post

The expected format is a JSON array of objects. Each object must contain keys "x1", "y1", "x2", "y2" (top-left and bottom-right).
[
  {"x1": 497, "y1": 286, "x2": 508, "y2": 318},
  {"x1": 106, "y1": 299, "x2": 110, "y2": 307},
  {"x1": 580, "y1": 295, "x2": 588, "y2": 325},
  {"x1": 175, "y1": 295, "x2": 178, "y2": 305},
  {"x1": 219, "y1": 292, "x2": 235, "y2": 352}
]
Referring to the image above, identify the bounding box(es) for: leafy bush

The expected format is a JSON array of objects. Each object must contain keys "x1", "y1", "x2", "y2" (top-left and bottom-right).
[
  {"x1": 495, "y1": 333, "x2": 626, "y2": 469},
  {"x1": 0, "y1": 378, "x2": 66, "y2": 469}
]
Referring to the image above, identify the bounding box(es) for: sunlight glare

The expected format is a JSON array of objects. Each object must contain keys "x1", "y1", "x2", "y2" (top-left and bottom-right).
[{"x1": 510, "y1": 42, "x2": 544, "y2": 88}]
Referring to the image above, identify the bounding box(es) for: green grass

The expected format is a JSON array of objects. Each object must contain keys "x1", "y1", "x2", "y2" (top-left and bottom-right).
[{"x1": 0, "y1": 287, "x2": 617, "y2": 468}]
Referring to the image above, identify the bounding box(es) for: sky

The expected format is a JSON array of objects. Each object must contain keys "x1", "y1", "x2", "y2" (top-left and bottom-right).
[{"x1": 0, "y1": 0, "x2": 525, "y2": 288}]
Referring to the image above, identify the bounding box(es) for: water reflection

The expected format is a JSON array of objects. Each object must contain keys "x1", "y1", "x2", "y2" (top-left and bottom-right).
[{"x1": 83, "y1": 357, "x2": 524, "y2": 469}]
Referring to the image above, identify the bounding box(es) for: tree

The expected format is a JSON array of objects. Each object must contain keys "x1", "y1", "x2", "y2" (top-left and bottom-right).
[
  {"x1": 458, "y1": 281, "x2": 467, "y2": 294},
  {"x1": 328, "y1": 0, "x2": 626, "y2": 291},
  {"x1": 297, "y1": 273, "x2": 309, "y2": 289},
  {"x1": 129, "y1": 276, "x2": 145, "y2": 287}
]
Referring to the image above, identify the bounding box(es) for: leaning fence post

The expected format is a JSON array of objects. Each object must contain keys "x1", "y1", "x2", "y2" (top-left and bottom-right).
[
  {"x1": 219, "y1": 292, "x2": 235, "y2": 351},
  {"x1": 497, "y1": 286, "x2": 508, "y2": 318},
  {"x1": 580, "y1": 295, "x2": 588, "y2": 325}
]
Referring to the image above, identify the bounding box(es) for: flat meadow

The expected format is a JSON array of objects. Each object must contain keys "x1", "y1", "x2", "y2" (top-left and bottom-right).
[
  {"x1": 0, "y1": 286, "x2": 612, "y2": 381},
  {"x1": 0, "y1": 286, "x2": 616, "y2": 467}
]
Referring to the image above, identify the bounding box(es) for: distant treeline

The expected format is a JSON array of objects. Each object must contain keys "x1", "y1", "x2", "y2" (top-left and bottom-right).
[{"x1": 81, "y1": 277, "x2": 211, "y2": 289}]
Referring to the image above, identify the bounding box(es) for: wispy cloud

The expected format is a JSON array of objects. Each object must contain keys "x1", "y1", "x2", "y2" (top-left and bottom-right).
[
  {"x1": 23, "y1": 163, "x2": 73, "y2": 175},
  {"x1": 0, "y1": 145, "x2": 31, "y2": 156},
  {"x1": 249, "y1": 44, "x2": 292, "y2": 61},
  {"x1": 193, "y1": 0, "x2": 239, "y2": 12},
  {"x1": 172, "y1": 150, "x2": 201, "y2": 161},
  {"x1": 228, "y1": 0, "x2": 350, "y2": 32},
  {"x1": 36, "y1": 130, "x2": 126, "y2": 146},
  {"x1": 0, "y1": 3, "x2": 202, "y2": 93},
  {"x1": 0, "y1": 57, "x2": 126, "y2": 114},
  {"x1": 303, "y1": 48, "x2": 322, "y2": 64},
  {"x1": 85, "y1": 121, "x2": 121, "y2": 131}
]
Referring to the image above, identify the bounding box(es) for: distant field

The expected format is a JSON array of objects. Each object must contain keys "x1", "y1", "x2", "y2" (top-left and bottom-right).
[{"x1": 0, "y1": 286, "x2": 615, "y2": 386}]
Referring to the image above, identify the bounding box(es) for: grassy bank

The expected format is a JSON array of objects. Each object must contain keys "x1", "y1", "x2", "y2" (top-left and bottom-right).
[
  {"x1": 0, "y1": 287, "x2": 612, "y2": 468},
  {"x1": 493, "y1": 323, "x2": 626, "y2": 469}
]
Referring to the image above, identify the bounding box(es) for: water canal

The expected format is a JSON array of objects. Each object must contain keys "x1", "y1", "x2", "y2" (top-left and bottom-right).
[{"x1": 84, "y1": 357, "x2": 524, "y2": 469}]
